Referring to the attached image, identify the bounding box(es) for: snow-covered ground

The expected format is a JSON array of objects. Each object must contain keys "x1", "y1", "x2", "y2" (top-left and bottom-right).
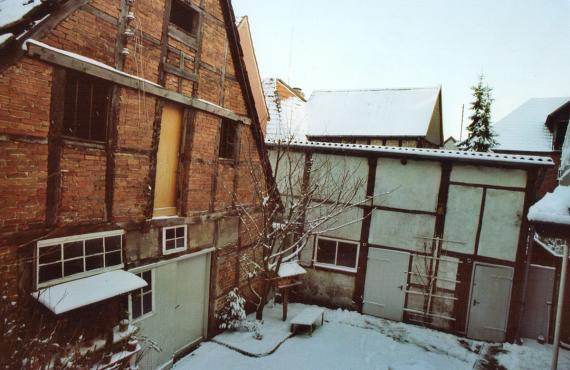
[{"x1": 174, "y1": 303, "x2": 570, "y2": 370}]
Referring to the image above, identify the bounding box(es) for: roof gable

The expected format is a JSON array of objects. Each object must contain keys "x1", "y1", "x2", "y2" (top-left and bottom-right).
[{"x1": 305, "y1": 87, "x2": 441, "y2": 138}]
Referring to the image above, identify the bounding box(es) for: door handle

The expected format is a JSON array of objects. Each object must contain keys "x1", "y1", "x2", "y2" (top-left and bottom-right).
[
  {"x1": 473, "y1": 299, "x2": 480, "y2": 306},
  {"x1": 398, "y1": 285, "x2": 403, "y2": 291}
]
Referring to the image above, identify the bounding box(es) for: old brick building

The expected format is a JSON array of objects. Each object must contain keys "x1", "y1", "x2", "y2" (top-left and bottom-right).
[{"x1": 0, "y1": 0, "x2": 271, "y2": 368}]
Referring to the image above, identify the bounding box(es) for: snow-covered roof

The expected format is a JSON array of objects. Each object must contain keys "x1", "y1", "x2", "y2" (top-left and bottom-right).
[
  {"x1": 263, "y1": 78, "x2": 307, "y2": 141},
  {"x1": 305, "y1": 87, "x2": 441, "y2": 138},
  {"x1": 0, "y1": 0, "x2": 42, "y2": 30},
  {"x1": 266, "y1": 139, "x2": 554, "y2": 168},
  {"x1": 493, "y1": 97, "x2": 570, "y2": 153},
  {"x1": 277, "y1": 261, "x2": 306, "y2": 278},
  {"x1": 32, "y1": 270, "x2": 147, "y2": 314},
  {"x1": 528, "y1": 185, "x2": 570, "y2": 225}
]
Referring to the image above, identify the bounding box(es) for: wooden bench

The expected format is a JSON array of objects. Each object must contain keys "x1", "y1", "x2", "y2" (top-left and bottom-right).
[{"x1": 290, "y1": 307, "x2": 325, "y2": 335}]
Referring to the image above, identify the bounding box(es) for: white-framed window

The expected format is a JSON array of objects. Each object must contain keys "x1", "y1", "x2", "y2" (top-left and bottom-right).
[
  {"x1": 162, "y1": 225, "x2": 187, "y2": 255},
  {"x1": 314, "y1": 236, "x2": 360, "y2": 272},
  {"x1": 129, "y1": 269, "x2": 154, "y2": 321},
  {"x1": 36, "y1": 230, "x2": 124, "y2": 288}
]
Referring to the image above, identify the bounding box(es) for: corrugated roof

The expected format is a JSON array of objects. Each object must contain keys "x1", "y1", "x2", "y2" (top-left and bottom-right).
[
  {"x1": 493, "y1": 97, "x2": 570, "y2": 153},
  {"x1": 305, "y1": 87, "x2": 441, "y2": 137},
  {"x1": 265, "y1": 139, "x2": 554, "y2": 168}
]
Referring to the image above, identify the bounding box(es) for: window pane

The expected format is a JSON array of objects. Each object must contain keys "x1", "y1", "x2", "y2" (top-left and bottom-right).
[
  {"x1": 337, "y1": 242, "x2": 358, "y2": 268},
  {"x1": 76, "y1": 81, "x2": 92, "y2": 139},
  {"x1": 63, "y1": 77, "x2": 77, "y2": 137},
  {"x1": 143, "y1": 293, "x2": 152, "y2": 314},
  {"x1": 165, "y1": 239, "x2": 175, "y2": 250},
  {"x1": 105, "y1": 235, "x2": 121, "y2": 252},
  {"x1": 91, "y1": 79, "x2": 108, "y2": 141},
  {"x1": 64, "y1": 259, "x2": 84, "y2": 276},
  {"x1": 219, "y1": 119, "x2": 236, "y2": 159},
  {"x1": 165, "y1": 228, "x2": 175, "y2": 240},
  {"x1": 85, "y1": 238, "x2": 103, "y2": 255},
  {"x1": 175, "y1": 226, "x2": 185, "y2": 238},
  {"x1": 39, "y1": 263, "x2": 62, "y2": 284},
  {"x1": 39, "y1": 245, "x2": 61, "y2": 264},
  {"x1": 175, "y1": 237, "x2": 185, "y2": 249},
  {"x1": 86, "y1": 255, "x2": 104, "y2": 271},
  {"x1": 142, "y1": 271, "x2": 152, "y2": 292},
  {"x1": 63, "y1": 241, "x2": 83, "y2": 260},
  {"x1": 170, "y1": 0, "x2": 196, "y2": 34},
  {"x1": 132, "y1": 294, "x2": 142, "y2": 319},
  {"x1": 316, "y1": 239, "x2": 336, "y2": 265},
  {"x1": 105, "y1": 251, "x2": 121, "y2": 267}
]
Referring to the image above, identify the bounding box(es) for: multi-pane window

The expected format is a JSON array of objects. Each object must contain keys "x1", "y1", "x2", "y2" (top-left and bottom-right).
[
  {"x1": 131, "y1": 270, "x2": 153, "y2": 320},
  {"x1": 162, "y1": 225, "x2": 187, "y2": 255},
  {"x1": 314, "y1": 236, "x2": 359, "y2": 272},
  {"x1": 218, "y1": 118, "x2": 237, "y2": 160},
  {"x1": 36, "y1": 230, "x2": 124, "y2": 287},
  {"x1": 63, "y1": 70, "x2": 110, "y2": 141},
  {"x1": 170, "y1": 0, "x2": 198, "y2": 35}
]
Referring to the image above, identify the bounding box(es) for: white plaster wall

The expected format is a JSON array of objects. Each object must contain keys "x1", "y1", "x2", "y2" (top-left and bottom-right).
[
  {"x1": 268, "y1": 149, "x2": 305, "y2": 197},
  {"x1": 309, "y1": 153, "x2": 368, "y2": 204},
  {"x1": 450, "y1": 165, "x2": 527, "y2": 188},
  {"x1": 443, "y1": 185, "x2": 483, "y2": 255},
  {"x1": 368, "y1": 210, "x2": 436, "y2": 251},
  {"x1": 478, "y1": 189, "x2": 525, "y2": 261},
  {"x1": 374, "y1": 158, "x2": 441, "y2": 212},
  {"x1": 305, "y1": 202, "x2": 363, "y2": 241}
]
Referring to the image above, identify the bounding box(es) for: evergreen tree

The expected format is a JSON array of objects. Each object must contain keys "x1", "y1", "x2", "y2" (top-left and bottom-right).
[{"x1": 459, "y1": 75, "x2": 497, "y2": 152}]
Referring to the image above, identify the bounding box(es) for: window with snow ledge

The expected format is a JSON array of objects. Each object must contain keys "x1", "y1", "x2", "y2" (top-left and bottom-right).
[
  {"x1": 218, "y1": 118, "x2": 238, "y2": 160},
  {"x1": 162, "y1": 225, "x2": 187, "y2": 255},
  {"x1": 129, "y1": 269, "x2": 154, "y2": 321},
  {"x1": 314, "y1": 236, "x2": 359, "y2": 273},
  {"x1": 169, "y1": 0, "x2": 199, "y2": 36},
  {"x1": 36, "y1": 230, "x2": 124, "y2": 288}
]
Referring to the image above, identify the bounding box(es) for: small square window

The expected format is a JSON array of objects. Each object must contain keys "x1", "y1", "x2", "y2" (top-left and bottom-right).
[
  {"x1": 62, "y1": 70, "x2": 110, "y2": 142},
  {"x1": 162, "y1": 225, "x2": 187, "y2": 255},
  {"x1": 130, "y1": 269, "x2": 154, "y2": 321},
  {"x1": 314, "y1": 237, "x2": 359, "y2": 272},
  {"x1": 218, "y1": 118, "x2": 237, "y2": 160},
  {"x1": 170, "y1": 0, "x2": 198, "y2": 35}
]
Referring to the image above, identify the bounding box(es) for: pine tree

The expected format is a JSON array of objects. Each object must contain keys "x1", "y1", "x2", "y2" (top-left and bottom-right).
[{"x1": 459, "y1": 75, "x2": 497, "y2": 152}]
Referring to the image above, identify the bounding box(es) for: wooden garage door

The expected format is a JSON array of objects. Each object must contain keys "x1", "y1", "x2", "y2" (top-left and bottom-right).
[{"x1": 363, "y1": 248, "x2": 410, "y2": 321}]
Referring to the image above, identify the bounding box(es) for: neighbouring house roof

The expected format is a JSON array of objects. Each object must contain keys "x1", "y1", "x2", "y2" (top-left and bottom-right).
[
  {"x1": 265, "y1": 139, "x2": 554, "y2": 168},
  {"x1": 528, "y1": 185, "x2": 570, "y2": 225},
  {"x1": 305, "y1": 87, "x2": 441, "y2": 139},
  {"x1": 263, "y1": 78, "x2": 307, "y2": 141},
  {"x1": 32, "y1": 270, "x2": 147, "y2": 314},
  {"x1": 237, "y1": 16, "x2": 269, "y2": 132},
  {"x1": 493, "y1": 97, "x2": 570, "y2": 153}
]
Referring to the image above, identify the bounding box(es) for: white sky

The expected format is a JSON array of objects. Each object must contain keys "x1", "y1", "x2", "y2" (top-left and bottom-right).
[{"x1": 233, "y1": 0, "x2": 570, "y2": 140}]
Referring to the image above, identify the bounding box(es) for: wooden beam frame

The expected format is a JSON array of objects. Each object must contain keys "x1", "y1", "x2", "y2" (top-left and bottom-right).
[{"x1": 25, "y1": 41, "x2": 251, "y2": 125}]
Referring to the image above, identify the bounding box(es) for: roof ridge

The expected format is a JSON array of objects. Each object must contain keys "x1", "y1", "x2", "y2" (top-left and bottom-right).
[{"x1": 311, "y1": 86, "x2": 441, "y2": 94}]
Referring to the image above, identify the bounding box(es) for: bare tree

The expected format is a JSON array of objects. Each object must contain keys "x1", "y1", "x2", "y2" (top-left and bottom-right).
[{"x1": 232, "y1": 136, "x2": 374, "y2": 320}]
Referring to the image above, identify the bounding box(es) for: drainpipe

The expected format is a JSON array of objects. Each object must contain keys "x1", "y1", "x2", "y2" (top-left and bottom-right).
[{"x1": 551, "y1": 242, "x2": 568, "y2": 370}]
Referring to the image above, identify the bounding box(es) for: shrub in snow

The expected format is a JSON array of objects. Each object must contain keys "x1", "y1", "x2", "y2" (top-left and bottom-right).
[{"x1": 218, "y1": 288, "x2": 247, "y2": 331}]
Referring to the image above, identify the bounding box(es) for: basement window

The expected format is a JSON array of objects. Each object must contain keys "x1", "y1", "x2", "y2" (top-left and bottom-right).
[
  {"x1": 162, "y1": 225, "x2": 187, "y2": 255},
  {"x1": 314, "y1": 236, "x2": 359, "y2": 272},
  {"x1": 62, "y1": 70, "x2": 110, "y2": 142},
  {"x1": 218, "y1": 118, "x2": 238, "y2": 160},
  {"x1": 170, "y1": 0, "x2": 198, "y2": 35},
  {"x1": 36, "y1": 230, "x2": 124, "y2": 288},
  {"x1": 130, "y1": 269, "x2": 154, "y2": 321}
]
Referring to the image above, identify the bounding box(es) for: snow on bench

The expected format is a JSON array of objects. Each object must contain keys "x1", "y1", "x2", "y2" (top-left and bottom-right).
[{"x1": 290, "y1": 307, "x2": 325, "y2": 335}]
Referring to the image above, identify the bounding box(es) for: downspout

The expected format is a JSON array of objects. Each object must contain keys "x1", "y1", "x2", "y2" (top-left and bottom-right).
[{"x1": 551, "y1": 242, "x2": 568, "y2": 370}]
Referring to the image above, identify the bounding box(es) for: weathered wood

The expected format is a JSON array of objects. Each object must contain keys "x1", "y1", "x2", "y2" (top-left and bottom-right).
[
  {"x1": 114, "y1": 0, "x2": 130, "y2": 70},
  {"x1": 0, "y1": 133, "x2": 48, "y2": 145},
  {"x1": 162, "y1": 62, "x2": 198, "y2": 82},
  {"x1": 473, "y1": 188, "x2": 487, "y2": 257},
  {"x1": 25, "y1": 41, "x2": 252, "y2": 125},
  {"x1": 168, "y1": 24, "x2": 198, "y2": 50},
  {"x1": 83, "y1": 4, "x2": 118, "y2": 26},
  {"x1": 105, "y1": 85, "x2": 121, "y2": 222},
  {"x1": 145, "y1": 100, "x2": 165, "y2": 219},
  {"x1": 45, "y1": 67, "x2": 66, "y2": 226}
]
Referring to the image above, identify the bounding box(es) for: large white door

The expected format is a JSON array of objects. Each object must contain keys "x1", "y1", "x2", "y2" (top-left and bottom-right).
[
  {"x1": 363, "y1": 248, "x2": 409, "y2": 321},
  {"x1": 467, "y1": 263, "x2": 514, "y2": 342}
]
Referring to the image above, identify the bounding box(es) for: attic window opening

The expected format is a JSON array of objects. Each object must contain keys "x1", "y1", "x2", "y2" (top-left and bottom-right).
[
  {"x1": 63, "y1": 70, "x2": 110, "y2": 142},
  {"x1": 219, "y1": 118, "x2": 238, "y2": 160},
  {"x1": 170, "y1": 0, "x2": 198, "y2": 35}
]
